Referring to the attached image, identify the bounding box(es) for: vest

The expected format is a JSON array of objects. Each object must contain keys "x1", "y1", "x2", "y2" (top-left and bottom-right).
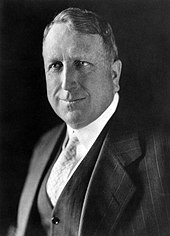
[{"x1": 37, "y1": 121, "x2": 110, "y2": 236}]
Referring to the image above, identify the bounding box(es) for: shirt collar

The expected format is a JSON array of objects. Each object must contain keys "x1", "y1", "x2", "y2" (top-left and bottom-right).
[{"x1": 67, "y1": 92, "x2": 119, "y2": 150}]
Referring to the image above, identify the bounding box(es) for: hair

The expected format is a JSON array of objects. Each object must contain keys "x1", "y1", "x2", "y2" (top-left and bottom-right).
[{"x1": 43, "y1": 8, "x2": 118, "y2": 61}]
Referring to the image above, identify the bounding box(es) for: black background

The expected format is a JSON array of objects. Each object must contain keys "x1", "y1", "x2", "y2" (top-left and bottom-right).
[{"x1": 0, "y1": 0, "x2": 170, "y2": 235}]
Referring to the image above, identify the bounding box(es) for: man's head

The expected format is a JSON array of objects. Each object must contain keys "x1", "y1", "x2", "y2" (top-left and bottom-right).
[{"x1": 42, "y1": 8, "x2": 122, "y2": 129}]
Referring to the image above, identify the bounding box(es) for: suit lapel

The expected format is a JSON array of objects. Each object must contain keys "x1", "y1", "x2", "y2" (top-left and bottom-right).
[
  {"x1": 17, "y1": 123, "x2": 66, "y2": 236},
  {"x1": 79, "y1": 116, "x2": 142, "y2": 236}
]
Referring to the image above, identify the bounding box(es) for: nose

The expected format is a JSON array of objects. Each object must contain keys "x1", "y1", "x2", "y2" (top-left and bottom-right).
[{"x1": 61, "y1": 64, "x2": 78, "y2": 91}]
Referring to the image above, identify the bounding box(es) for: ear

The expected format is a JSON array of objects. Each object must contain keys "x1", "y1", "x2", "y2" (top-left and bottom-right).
[{"x1": 111, "y1": 59, "x2": 122, "y2": 93}]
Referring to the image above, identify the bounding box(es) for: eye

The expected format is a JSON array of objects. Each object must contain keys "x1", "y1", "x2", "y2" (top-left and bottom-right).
[
  {"x1": 49, "y1": 61, "x2": 63, "y2": 72},
  {"x1": 74, "y1": 60, "x2": 90, "y2": 69}
]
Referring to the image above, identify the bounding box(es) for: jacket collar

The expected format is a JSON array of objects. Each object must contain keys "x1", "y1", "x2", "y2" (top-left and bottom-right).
[{"x1": 78, "y1": 113, "x2": 142, "y2": 235}]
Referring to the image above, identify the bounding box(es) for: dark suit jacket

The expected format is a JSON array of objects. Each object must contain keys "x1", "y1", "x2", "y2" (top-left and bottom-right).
[{"x1": 14, "y1": 107, "x2": 170, "y2": 236}]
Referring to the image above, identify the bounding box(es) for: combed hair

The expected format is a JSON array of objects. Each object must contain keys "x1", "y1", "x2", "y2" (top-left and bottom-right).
[{"x1": 43, "y1": 8, "x2": 118, "y2": 61}]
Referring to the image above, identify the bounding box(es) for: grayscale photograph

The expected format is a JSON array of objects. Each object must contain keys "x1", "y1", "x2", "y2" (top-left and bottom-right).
[{"x1": 0, "y1": 0, "x2": 170, "y2": 235}]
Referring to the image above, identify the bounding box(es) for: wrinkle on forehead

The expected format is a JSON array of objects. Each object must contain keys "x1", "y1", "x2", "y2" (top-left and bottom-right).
[{"x1": 43, "y1": 23, "x2": 107, "y2": 63}]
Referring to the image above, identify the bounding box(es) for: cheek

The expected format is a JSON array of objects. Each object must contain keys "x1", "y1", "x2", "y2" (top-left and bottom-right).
[
  {"x1": 46, "y1": 74, "x2": 60, "y2": 96},
  {"x1": 87, "y1": 73, "x2": 113, "y2": 102}
]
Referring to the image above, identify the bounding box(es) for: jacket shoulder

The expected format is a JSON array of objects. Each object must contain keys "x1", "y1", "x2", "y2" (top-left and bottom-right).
[
  {"x1": 29, "y1": 123, "x2": 65, "y2": 172},
  {"x1": 36, "y1": 124, "x2": 64, "y2": 149}
]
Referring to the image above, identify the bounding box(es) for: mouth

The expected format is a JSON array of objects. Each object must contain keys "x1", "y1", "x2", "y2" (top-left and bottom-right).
[{"x1": 60, "y1": 98, "x2": 86, "y2": 103}]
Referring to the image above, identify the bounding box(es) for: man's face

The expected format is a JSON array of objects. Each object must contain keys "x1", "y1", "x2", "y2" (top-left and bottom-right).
[{"x1": 43, "y1": 23, "x2": 121, "y2": 129}]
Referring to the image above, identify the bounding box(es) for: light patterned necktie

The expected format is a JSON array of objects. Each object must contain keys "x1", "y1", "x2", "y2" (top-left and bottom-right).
[{"x1": 46, "y1": 134, "x2": 79, "y2": 206}]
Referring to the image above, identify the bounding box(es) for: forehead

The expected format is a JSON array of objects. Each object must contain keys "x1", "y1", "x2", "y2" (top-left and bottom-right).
[{"x1": 43, "y1": 23, "x2": 106, "y2": 61}]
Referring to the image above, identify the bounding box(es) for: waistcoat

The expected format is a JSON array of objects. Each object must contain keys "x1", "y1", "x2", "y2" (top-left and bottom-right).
[{"x1": 37, "y1": 122, "x2": 110, "y2": 236}]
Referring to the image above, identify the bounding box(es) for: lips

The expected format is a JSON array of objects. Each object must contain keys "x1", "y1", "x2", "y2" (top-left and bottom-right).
[
  {"x1": 61, "y1": 98, "x2": 85, "y2": 102},
  {"x1": 59, "y1": 98, "x2": 86, "y2": 106}
]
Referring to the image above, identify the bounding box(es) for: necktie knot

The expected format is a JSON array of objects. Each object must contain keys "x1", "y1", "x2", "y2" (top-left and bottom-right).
[
  {"x1": 67, "y1": 134, "x2": 79, "y2": 148},
  {"x1": 64, "y1": 134, "x2": 79, "y2": 160}
]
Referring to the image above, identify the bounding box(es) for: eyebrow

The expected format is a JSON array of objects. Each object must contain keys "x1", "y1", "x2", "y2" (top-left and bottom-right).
[{"x1": 46, "y1": 54, "x2": 94, "y2": 63}]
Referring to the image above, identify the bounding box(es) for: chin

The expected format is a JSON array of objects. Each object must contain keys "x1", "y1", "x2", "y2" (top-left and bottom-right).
[{"x1": 62, "y1": 111, "x2": 85, "y2": 128}]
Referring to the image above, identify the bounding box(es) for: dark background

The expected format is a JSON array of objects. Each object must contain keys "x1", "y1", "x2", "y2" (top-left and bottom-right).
[{"x1": 0, "y1": 0, "x2": 170, "y2": 235}]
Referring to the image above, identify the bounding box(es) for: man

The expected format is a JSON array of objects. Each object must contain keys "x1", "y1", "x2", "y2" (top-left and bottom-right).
[{"x1": 12, "y1": 7, "x2": 170, "y2": 236}]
